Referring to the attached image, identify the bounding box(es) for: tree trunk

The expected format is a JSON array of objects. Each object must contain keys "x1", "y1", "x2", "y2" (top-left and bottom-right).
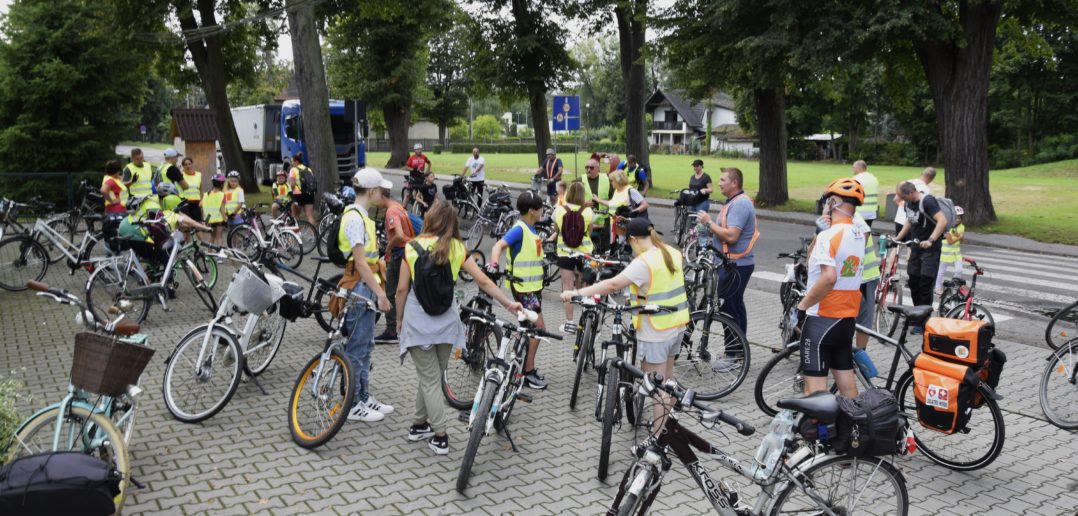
[
  {"x1": 528, "y1": 85, "x2": 551, "y2": 167},
  {"x1": 615, "y1": 1, "x2": 650, "y2": 169},
  {"x1": 753, "y1": 87, "x2": 788, "y2": 206},
  {"x1": 438, "y1": 124, "x2": 447, "y2": 149},
  {"x1": 914, "y1": 1, "x2": 1000, "y2": 226},
  {"x1": 175, "y1": 0, "x2": 254, "y2": 191},
  {"x1": 287, "y1": 0, "x2": 337, "y2": 195},
  {"x1": 383, "y1": 102, "x2": 410, "y2": 168}
]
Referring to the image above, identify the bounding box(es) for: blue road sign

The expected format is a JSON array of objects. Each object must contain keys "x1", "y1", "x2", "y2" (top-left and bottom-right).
[{"x1": 552, "y1": 95, "x2": 581, "y2": 131}]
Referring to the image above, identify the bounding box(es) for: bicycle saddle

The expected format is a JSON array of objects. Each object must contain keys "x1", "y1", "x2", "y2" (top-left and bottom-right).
[
  {"x1": 887, "y1": 304, "x2": 933, "y2": 326},
  {"x1": 777, "y1": 391, "x2": 839, "y2": 424},
  {"x1": 83, "y1": 214, "x2": 104, "y2": 222}
]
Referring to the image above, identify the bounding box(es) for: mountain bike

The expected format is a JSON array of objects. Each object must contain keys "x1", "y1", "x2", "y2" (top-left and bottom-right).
[
  {"x1": 937, "y1": 257, "x2": 993, "y2": 324},
  {"x1": 227, "y1": 205, "x2": 304, "y2": 268},
  {"x1": 441, "y1": 270, "x2": 516, "y2": 411},
  {"x1": 607, "y1": 362, "x2": 909, "y2": 516},
  {"x1": 568, "y1": 254, "x2": 629, "y2": 411},
  {"x1": 1045, "y1": 298, "x2": 1078, "y2": 351},
  {"x1": 12, "y1": 280, "x2": 155, "y2": 514},
  {"x1": 456, "y1": 307, "x2": 563, "y2": 493}
]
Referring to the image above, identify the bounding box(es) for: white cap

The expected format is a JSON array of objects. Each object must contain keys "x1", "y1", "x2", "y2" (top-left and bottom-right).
[
  {"x1": 413, "y1": 143, "x2": 423, "y2": 150},
  {"x1": 163, "y1": 148, "x2": 181, "y2": 158},
  {"x1": 352, "y1": 167, "x2": 393, "y2": 189}
]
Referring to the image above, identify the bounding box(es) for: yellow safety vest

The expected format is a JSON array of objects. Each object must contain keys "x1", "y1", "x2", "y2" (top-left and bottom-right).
[
  {"x1": 609, "y1": 187, "x2": 631, "y2": 212},
  {"x1": 162, "y1": 194, "x2": 183, "y2": 212},
  {"x1": 135, "y1": 195, "x2": 161, "y2": 216},
  {"x1": 290, "y1": 164, "x2": 309, "y2": 194},
  {"x1": 405, "y1": 235, "x2": 466, "y2": 279},
  {"x1": 507, "y1": 220, "x2": 543, "y2": 292},
  {"x1": 337, "y1": 206, "x2": 380, "y2": 265},
  {"x1": 554, "y1": 203, "x2": 594, "y2": 256},
  {"x1": 631, "y1": 245, "x2": 690, "y2": 331},
  {"x1": 273, "y1": 182, "x2": 291, "y2": 203},
  {"x1": 941, "y1": 224, "x2": 964, "y2": 263},
  {"x1": 582, "y1": 174, "x2": 612, "y2": 223},
  {"x1": 123, "y1": 162, "x2": 154, "y2": 196},
  {"x1": 223, "y1": 187, "x2": 242, "y2": 215},
  {"x1": 181, "y1": 171, "x2": 202, "y2": 202},
  {"x1": 855, "y1": 213, "x2": 880, "y2": 282},
  {"x1": 202, "y1": 190, "x2": 225, "y2": 224},
  {"x1": 101, "y1": 175, "x2": 129, "y2": 209},
  {"x1": 855, "y1": 172, "x2": 880, "y2": 219}
]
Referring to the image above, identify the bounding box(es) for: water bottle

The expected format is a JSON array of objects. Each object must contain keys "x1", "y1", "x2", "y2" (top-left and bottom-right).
[
  {"x1": 752, "y1": 410, "x2": 795, "y2": 480},
  {"x1": 696, "y1": 220, "x2": 713, "y2": 250},
  {"x1": 853, "y1": 348, "x2": 878, "y2": 379}
]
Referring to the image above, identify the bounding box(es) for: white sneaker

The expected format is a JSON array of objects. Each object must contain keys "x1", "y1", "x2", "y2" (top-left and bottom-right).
[
  {"x1": 348, "y1": 404, "x2": 385, "y2": 422},
  {"x1": 366, "y1": 396, "x2": 395, "y2": 415}
]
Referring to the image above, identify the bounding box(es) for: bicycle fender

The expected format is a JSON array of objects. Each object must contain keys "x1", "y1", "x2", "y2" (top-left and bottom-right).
[
  {"x1": 15, "y1": 399, "x2": 101, "y2": 434},
  {"x1": 163, "y1": 323, "x2": 239, "y2": 365}
]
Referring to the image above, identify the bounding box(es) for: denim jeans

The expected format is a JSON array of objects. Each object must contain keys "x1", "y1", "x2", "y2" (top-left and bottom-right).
[
  {"x1": 343, "y1": 282, "x2": 377, "y2": 404},
  {"x1": 719, "y1": 263, "x2": 755, "y2": 356},
  {"x1": 691, "y1": 200, "x2": 710, "y2": 213}
]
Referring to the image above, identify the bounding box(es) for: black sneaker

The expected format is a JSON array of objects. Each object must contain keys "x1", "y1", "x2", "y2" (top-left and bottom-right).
[
  {"x1": 524, "y1": 370, "x2": 547, "y2": 390},
  {"x1": 407, "y1": 423, "x2": 435, "y2": 442},
  {"x1": 428, "y1": 434, "x2": 449, "y2": 455},
  {"x1": 375, "y1": 331, "x2": 398, "y2": 344}
]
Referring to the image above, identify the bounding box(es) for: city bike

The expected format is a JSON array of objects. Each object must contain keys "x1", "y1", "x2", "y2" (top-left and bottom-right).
[
  {"x1": 441, "y1": 270, "x2": 516, "y2": 411},
  {"x1": 462, "y1": 185, "x2": 518, "y2": 251},
  {"x1": 874, "y1": 235, "x2": 906, "y2": 336},
  {"x1": 227, "y1": 205, "x2": 304, "y2": 268},
  {"x1": 0, "y1": 216, "x2": 106, "y2": 291},
  {"x1": 1039, "y1": 336, "x2": 1078, "y2": 430},
  {"x1": 1045, "y1": 298, "x2": 1078, "y2": 351}
]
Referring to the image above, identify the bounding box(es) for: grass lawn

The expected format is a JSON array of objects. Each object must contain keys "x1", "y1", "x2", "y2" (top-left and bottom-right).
[
  {"x1": 120, "y1": 141, "x2": 172, "y2": 150},
  {"x1": 367, "y1": 151, "x2": 1078, "y2": 245}
]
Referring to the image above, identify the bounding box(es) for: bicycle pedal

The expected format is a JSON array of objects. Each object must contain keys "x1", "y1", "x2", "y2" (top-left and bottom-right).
[{"x1": 517, "y1": 393, "x2": 533, "y2": 403}]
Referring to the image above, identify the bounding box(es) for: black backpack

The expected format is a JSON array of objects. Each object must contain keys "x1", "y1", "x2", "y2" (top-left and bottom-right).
[
  {"x1": 327, "y1": 206, "x2": 360, "y2": 267},
  {"x1": 300, "y1": 167, "x2": 316, "y2": 195},
  {"x1": 561, "y1": 205, "x2": 586, "y2": 248},
  {"x1": 409, "y1": 240, "x2": 455, "y2": 315}
]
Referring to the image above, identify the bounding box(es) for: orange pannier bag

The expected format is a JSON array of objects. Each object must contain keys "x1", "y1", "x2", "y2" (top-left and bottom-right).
[
  {"x1": 923, "y1": 317, "x2": 994, "y2": 366},
  {"x1": 911, "y1": 354, "x2": 980, "y2": 434}
]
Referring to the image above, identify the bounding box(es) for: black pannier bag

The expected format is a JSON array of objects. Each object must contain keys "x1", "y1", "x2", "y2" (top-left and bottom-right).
[
  {"x1": 833, "y1": 388, "x2": 907, "y2": 458},
  {"x1": 0, "y1": 452, "x2": 121, "y2": 516}
]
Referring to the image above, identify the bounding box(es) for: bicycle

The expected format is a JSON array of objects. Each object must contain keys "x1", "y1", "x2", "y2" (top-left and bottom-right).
[
  {"x1": 568, "y1": 254, "x2": 630, "y2": 411},
  {"x1": 287, "y1": 287, "x2": 376, "y2": 448},
  {"x1": 462, "y1": 184, "x2": 518, "y2": 251},
  {"x1": 0, "y1": 216, "x2": 106, "y2": 291},
  {"x1": 0, "y1": 196, "x2": 85, "y2": 263},
  {"x1": 265, "y1": 253, "x2": 344, "y2": 333},
  {"x1": 456, "y1": 307, "x2": 563, "y2": 493},
  {"x1": 874, "y1": 235, "x2": 907, "y2": 336},
  {"x1": 11, "y1": 280, "x2": 155, "y2": 513},
  {"x1": 936, "y1": 257, "x2": 993, "y2": 324},
  {"x1": 1039, "y1": 336, "x2": 1078, "y2": 430},
  {"x1": 755, "y1": 304, "x2": 1006, "y2": 471},
  {"x1": 227, "y1": 205, "x2": 304, "y2": 268},
  {"x1": 1045, "y1": 298, "x2": 1078, "y2": 351},
  {"x1": 775, "y1": 239, "x2": 809, "y2": 349},
  {"x1": 65, "y1": 179, "x2": 105, "y2": 237},
  {"x1": 444, "y1": 176, "x2": 480, "y2": 221},
  {"x1": 671, "y1": 189, "x2": 697, "y2": 247},
  {"x1": 161, "y1": 246, "x2": 299, "y2": 423},
  {"x1": 607, "y1": 361, "x2": 910, "y2": 516}
]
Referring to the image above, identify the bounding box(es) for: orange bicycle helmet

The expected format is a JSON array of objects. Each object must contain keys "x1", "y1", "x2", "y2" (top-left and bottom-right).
[{"x1": 824, "y1": 178, "x2": 865, "y2": 206}]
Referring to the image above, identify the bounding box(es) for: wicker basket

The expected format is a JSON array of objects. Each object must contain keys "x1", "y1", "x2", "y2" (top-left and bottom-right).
[{"x1": 71, "y1": 332, "x2": 155, "y2": 396}]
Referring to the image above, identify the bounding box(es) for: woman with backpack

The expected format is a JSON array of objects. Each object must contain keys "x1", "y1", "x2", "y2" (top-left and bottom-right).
[
  {"x1": 596, "y1": 170, "x2": 648, "y2": 254},
  {"x1": 553, "y1": 182, "x2": 596, "y2": 334},
  {"x1": 394, "y1": 200, "x2": 522, "y2": 455}
]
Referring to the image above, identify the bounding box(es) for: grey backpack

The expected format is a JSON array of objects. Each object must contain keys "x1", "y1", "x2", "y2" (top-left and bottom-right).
[{"x1": 919, "y1": 194, "x2": 957, "y2": 231}]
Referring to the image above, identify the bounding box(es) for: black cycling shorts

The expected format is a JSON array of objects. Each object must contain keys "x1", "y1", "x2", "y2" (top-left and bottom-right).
[
  {"x1": 799, "y1": 316, "x2": 856, "y2": 377},
  {"x1": 556, "y1": 255, "x2": 584, "y2": 271},
  {"x1": 294, "y1": 193, "x2": 315, "y2": 206}
]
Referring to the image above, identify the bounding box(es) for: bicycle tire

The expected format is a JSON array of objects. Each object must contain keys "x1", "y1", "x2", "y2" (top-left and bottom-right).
[
  {"x1": 458, "y1": 378, "x2": 498, "y2": 493},
  {"x1": 769, "y1": 454, "x2": 908, "y2": 516},
  {"x1": 275, "y1": 230, "x2": 304, "y2": 268},
  {"x1": 1039, "y1": 341, "x2": 1078, "y2": 430},
  {"x1": 244, "y1": 308, "x2": 288, "y2": 376},
  {"x1": 188, "y1": 248, "x2": 219, "y2": 289},
  {"x1": 944, "y1": 302, "x2": 994, "y2": 325},
  {"x1": 317, "y1": 213, "x2": 337, "y2": 256},
  {"x1": 183, "y1": 258, "x2": 218, "y2": 313},
  {"x1": 13, "y1": 405, "x2": 131, "y2": 513},
  {"x1": 570, "y1": 312, "x2": 598, "y2": 410},
  {"x1": 598, "y1": 359, "x2": 621, "y2": 481},
  {"x1": 937, "y1": 287, "x2": 958, "y2": 316},
  {"x1": 1045, "y1": 300, "x2": 1078, "y2": 351},
  {"x1": 875, "y1": 277, "x2": 904, "y2": 337},
  {"x1": 288, "y1": 349, "x2": 355, "y2": 449},
  {"x1": 313, "y1": 272, "x2": 344, "y2": 332},
  {"x1": 36, "y1": 217, "x2": 74, "y2": 264},
  {"x1": 614, "y1": 467, "x2": 652, "y2": 516},
  {"x1": 85, "y1": 262, "x2": 151, "y2": 326},
  {"x1": 443, "y1": 321, "x2": 502, "y2": 410},
  {"x1": 162, "y1": 325, "x2": 244, "y2": 423},
  {"x1": 293, "y1": 219, "x2": 318, "y2": 255},
  {"x1": 895, "y1": 370, "x2": 1005, "y2": 471},
  {"x1": 676, "y1": 311, "x2": 751, "y2": 401},
  {"x1": 227, "y1": 224, "x2": 263, "y2": 262},
  {"x1": 464, "y1": 221, "x2": 485, "y2": 250},
  {"x1": 458, "y1": 250, "x2": 485, "y2": 282},
  {"x1": 0, "y1": 236, "x2": 48, "y2": 291},
  {"x1": 754, "y1": 344, "x2": 803, "y2": 417}
]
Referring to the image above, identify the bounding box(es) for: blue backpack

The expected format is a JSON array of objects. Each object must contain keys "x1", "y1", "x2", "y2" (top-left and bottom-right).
[{"x1": 408, "y1": 212, "x2": 423, "y2": 235}]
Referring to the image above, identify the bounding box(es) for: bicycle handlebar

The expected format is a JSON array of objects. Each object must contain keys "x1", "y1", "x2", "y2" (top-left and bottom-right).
[
  {"x1": 616, "y1": 360, "x2": 755, "y2": 436},
  {"x1": 568, "y1": 296, "x2": 675, "y2": 315},
  {"x1": 459, "y1": 306, "x2": 563, "y2": 341}
]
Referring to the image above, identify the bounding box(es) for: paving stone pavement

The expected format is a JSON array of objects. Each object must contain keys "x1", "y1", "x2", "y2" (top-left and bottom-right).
[{"x1": 1, "y1": 260, "x2": 1076, "y2": 515}]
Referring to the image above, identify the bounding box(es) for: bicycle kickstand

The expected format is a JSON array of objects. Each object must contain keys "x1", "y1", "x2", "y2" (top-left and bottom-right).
[
  {"x1": 502, "y1": 423, "x2": 519, "y2": 453},
  {"x1": 246, "y1": 371, "x2": 269, "y2": 395}
]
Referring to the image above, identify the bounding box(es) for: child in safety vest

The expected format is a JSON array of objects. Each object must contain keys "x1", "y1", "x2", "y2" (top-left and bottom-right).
[
  {"x1": 271, "y1": 169, "x2": 291, "y2": 219},
  {"x1": 202, "y1": 174, "x2": 227, "y2": 248},
  {"x1": 935, "y1": 206, "x2": 966, "y2": 293}
]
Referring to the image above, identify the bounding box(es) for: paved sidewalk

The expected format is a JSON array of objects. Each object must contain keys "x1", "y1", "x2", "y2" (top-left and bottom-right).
[{"x1": 1, "y1": 262, "x2": 1076, "y2": 515}]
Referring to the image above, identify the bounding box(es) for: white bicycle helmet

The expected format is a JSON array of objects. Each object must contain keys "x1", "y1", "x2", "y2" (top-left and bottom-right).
[
  {"x1": 954, "y1": 206, "x2": 964, "y2": 216},
  {"x1": 157, "y1": 182, "x2": 180, "y2": 196}
]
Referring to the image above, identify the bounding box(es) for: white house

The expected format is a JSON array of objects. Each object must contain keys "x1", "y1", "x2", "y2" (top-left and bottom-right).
[{"x1": 644, "y1": 89, "x2": 757, "y2": 156}]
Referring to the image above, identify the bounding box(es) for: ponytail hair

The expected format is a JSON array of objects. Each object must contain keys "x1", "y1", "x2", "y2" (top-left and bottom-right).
[{"x1": 649, "y1": 228, "x2": 675, "y2": 273}]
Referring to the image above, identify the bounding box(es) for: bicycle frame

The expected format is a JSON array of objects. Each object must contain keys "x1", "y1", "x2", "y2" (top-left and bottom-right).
[
  {"x1": 466, "y1": 320, "x2": 527, "y2": 436},
  {"x1": 595, "y1": 305, "x2": 638, "y2": 419},
  {"x1": 31, "y1": 217, "x2": 99, "y2": 266}
]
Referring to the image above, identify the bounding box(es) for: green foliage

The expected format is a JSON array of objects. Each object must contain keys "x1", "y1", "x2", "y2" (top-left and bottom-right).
[
  {"x1": 0, "y1": 376, "x2": 25, "y2": 460},
  {"x1": 0, "y1": 0, "x2": 150, "y2": 173},
  {"x1": 471, "y1": 115, "x2": 504, "y2": 141},
  {"x1": 571, "y1": 33, "x2": 625, "y2": 129},
  {"x1": 1034, "y1": 134, "x2": 1078, "y2": 163},
  {"x1": 416, "y1": 5, "x2": 473, "y2": 133},
  {"x1": 228, "y1": 56, "x2": 292, "y2": 107}
]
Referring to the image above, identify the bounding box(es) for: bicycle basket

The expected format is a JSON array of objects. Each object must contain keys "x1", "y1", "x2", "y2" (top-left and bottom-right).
[
  {"x1": 225, "y1": 265, "x2": 275, "y2": 314},
  {"x1": 71, "y1": 332, "x2": 155, "y2": 396},
  {"x1": 277, "y1": 281, "x2": 306, "y2": 321},
  {"x1": 489, "y1": 190, "x2": 512, "y2": 206}
]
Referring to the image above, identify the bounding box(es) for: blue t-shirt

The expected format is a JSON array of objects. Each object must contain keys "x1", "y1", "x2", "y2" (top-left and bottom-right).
[
  {"x1": 723, "y1": 193, "x2": 756, "y2": 266},
  {"x1": 501, "y1": 223, "x2": 537, "y2": 261}
]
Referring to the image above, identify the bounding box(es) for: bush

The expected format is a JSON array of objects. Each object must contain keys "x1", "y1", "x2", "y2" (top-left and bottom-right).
[
  {"x1": 432, "y1": 144, "x2": 443, "y2": 155},
  {"x1": 586, "y1": 142, "x2": 625, "y2": 154},
  {"x1": 1034, "y1": 134, "x2": 1078, "y2": 164},
  {"x1": 988, "y1": 145, "x2": 1022, "y2": 169},
  {"x1": 449, "y1": 143, "x2": 579, "y2": 154},
  {"x1": 787, "y1": 140, "x2": 817, "y2": 161},
  {"x1": 848, "y1": 141, "x2": 922, "y2": 167},
  {"x1": 0, "y1": 376, "x2": 24, "y2": 460}
]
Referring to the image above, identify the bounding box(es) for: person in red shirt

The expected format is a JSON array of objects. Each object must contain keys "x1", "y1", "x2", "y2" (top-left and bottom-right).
[
  {"x1": 375, "y1": 187, "x2": 417, "y2": 344},
  {"x1": 101, "y1": 160, "x2": 127, "y2": 215},
  {"x1": 403, "y1": 143, "x2": 432, "y2": 206}
]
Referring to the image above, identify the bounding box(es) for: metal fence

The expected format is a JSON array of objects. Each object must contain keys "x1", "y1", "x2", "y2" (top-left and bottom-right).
[{"x1": 0, "y1": 172, "x2": 99, "y2": 210}]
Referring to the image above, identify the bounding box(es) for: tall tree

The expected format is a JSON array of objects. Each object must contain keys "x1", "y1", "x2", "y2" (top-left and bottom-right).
[
  {"x1": 286, "y1": 0, "x2": 336, "y2": 194},
  {"x1": 418, "y1": 6, "x2": 474, "y2": 148},
  {"x1": 470, "y1": 0, "x2": 576, "y2": 164},
  {"x1": 614, "y1": 0, "x2": 650, "y2": 169}
]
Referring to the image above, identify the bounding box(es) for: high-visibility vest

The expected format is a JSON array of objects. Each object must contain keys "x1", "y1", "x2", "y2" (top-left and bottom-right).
[
  {"x1": 290, "y1": 164, "x2": 309, "y2": 194},
  {"x1": 337, "y1": 206, "x2": 379, "y2": 265},
  {"x1": 582, "y1": 174, "x2": 612, "y2": 223},
  {"x1": 123, "y1": 162, "x2": 154, "y2": 196},
  {"x1": 631, "y1": 245, "x2": 690, "y2": 331},
  {"x1": 855, "y1": 172, "x2": 880, "y2": 219},
  {"x1": 405, "y1": 235, "x2": 466, "y2": 279},
  {"x1": 720, "y1": 192, "x2": 759, "y2": 261},
  {"x1": 506, "y1": 220, "x2": 543, "y2": 292},
  {"x1": 941, "y1": 224, "x2": 964, "y2": 263},
  {"x1": 627, "y1": 164, "x2": 648, "y2": 190},
  {"x1": 555, "y1": 203, "x2": 594, "y2": 256},
  {"x1": 162, "y1": 194, "x2": 183, "y2": 212},
  {"x1": 202, "y1": 190, "x2": 225, "y2": 224},
  {"x1": 610, "y1": 187, "x2": 630, "y2": 211},
  {"x1": 273, "y1": 182, "x2": 291, "y2": 203},
  {"x1": 855, "y1": 213, "x2": 880, "y2": 282},
  {"x1": 135, "y1": 195, "x2": 161, "y2": 216},
  {"x1": 101, "y1": 175, "x2": 129, "y2": 209},
  {"x1": 181, "y1": 171, "x2": 202, "y2": 202},
  {"x1": 223, "y1": 187, "x2": 242, "y2": 215}
]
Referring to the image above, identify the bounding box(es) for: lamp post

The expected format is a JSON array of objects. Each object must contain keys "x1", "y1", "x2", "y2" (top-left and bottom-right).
[{"x1": 585, "y1": 102, "x2": 590, "y2": 149}]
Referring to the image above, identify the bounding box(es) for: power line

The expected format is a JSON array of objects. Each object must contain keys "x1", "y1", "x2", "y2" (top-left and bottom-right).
[{"x1": 135, "y1": 0, "x2": 327, "y2": 45}]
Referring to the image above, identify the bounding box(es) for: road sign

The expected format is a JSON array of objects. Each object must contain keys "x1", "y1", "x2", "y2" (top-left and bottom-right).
[
  {"x1": 552, "y1": 95, "x2": 580, "y2": 131},
  {"x1": 139, "y1": 124, "x2": 147, "y2": 135}
]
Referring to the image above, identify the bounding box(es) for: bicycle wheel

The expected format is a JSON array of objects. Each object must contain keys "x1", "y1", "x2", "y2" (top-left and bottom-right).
[
  {"x1": 458, "y1": 249, "x2": 485, "y2": 282},
  {"x1": 614, "y1": 466, "x2": 653, "y2": 516},
  {"x1": 895, "y1": 370, "x2": 1005, "y2": 471},
  {"x1": 288, "y1": 349, "x2": 355, "y2": 449},
  {"x1": 313, "y1": 272, "x2": 344, "y2": 332},
  {"x1": 1039, "y1": 341, "x2": 1078, "y2": 430},
  {"x1": 85, "y1": 262, "x2": 152, "y2": 325},
  {"x1": 754, "y1": 344, "x2": 805, "y2": 417},
  {"x1": 35, "y1": 217, "x2": 74, "y2": 264},
  {"x1": 464, "y1": 220, "x2": 485, "y2": 250},
  {"x1": 162, "y1": 325, "x2": 244, "y2": 423},
  {"x1": 1046, "y1": 300, "x2": 1078, "y2": 350},
  {"x1": 937, "y1": 288, "x2": 958, "y2": 316},
  {"x1": 0, "y1": 236, "x2": 48, "y2": 291},
  {"x1": 227, "y1": 224, "x2": 262, "y2": 261},
  {"x1": 944, "y1": 302, "x2": 994, "y2": 325},
  {"x1": 598, "y1": 359, "x2": 621, "y2": 481},
  {"x1": 274, "y1": 231, "x2": 304, "y2": 268},
  {"x1": 769, "y1": 454, "x2": 908, "y2": 516},
  {"x1": 183, "y1": 258, "x2": 218, "y2": 313},
  {"x1": 188, "y1": 249, "x2": 219, "y2": 289},
  {"x1": 13, "y1": 405, "x2": 131, "y2": 513},
  {"x1": 675, "y1": 312, "x2": 751, "y2": 401},
  {"x1": 443, "y1": 320, "x2": 501, "y2": 410},
  {"x1": 875, "y1": 277, "x2": 904, "y2": 336},
  {"x1": 458, "y1": 378, "x2": 498, "y2": 493},
  {"x1": 570, "y1": 312, "x2": 598, "y2": 410},
  {"x1": 244, "y1": 308, "x2": 287, "y2": 376},
  {"x1": 317, "y1": 213, "x2": 337, "y2": 256},
  {"x1": 294, "y1": 219, "x2": 319, "y2": 255}
]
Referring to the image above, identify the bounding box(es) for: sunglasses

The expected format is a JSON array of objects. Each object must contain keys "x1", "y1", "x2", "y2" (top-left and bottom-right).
[{"x1": 585, "y1": 166, "x2": 597, "y2": 170}]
